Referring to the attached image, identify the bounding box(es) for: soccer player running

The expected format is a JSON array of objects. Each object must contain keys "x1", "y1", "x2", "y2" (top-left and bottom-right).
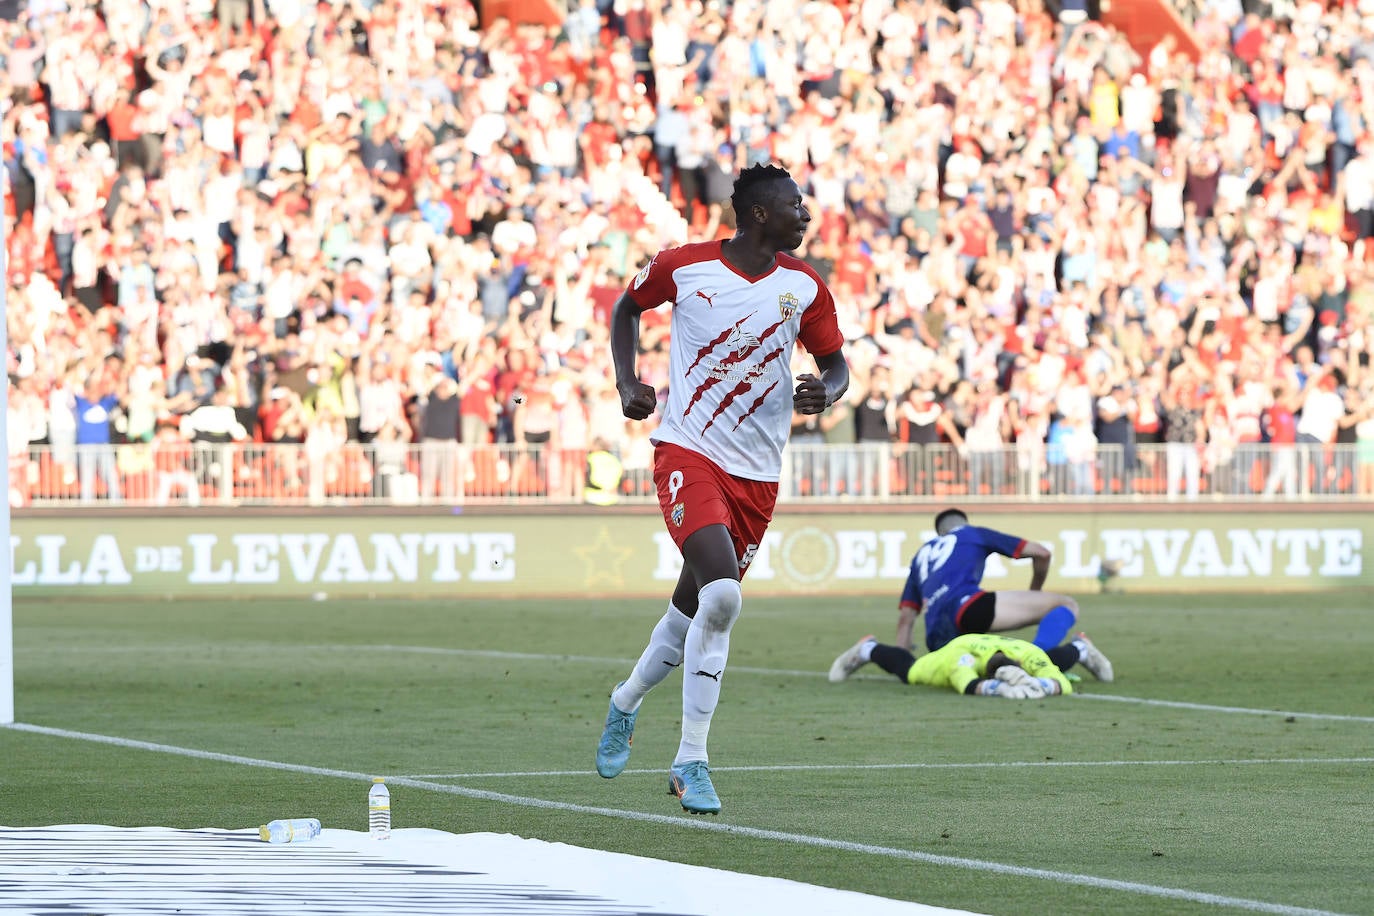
[
  {"x1": 595, "y1": 164, "x2": 849, "y2": 815},
  {"x1": 828, "y1": 632, "x2": 1074, "y2": 699},
  {"x1": 834, "y1": 507, "x2": 1113, "y2": 685}
]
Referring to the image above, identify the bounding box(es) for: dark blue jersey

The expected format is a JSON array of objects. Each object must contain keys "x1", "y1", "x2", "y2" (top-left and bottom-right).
[{"x1": 900, "y1": 525, "x2": 1027, "y2": 650}]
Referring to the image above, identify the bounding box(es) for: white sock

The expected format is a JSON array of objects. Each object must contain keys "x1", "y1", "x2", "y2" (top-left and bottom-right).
[
  {"x1": 613, "y1": 604, "x2": 692, "y2": 713},
  {"x1": 858, "y1": 639, "x2": 877, "y2": 662},
  {"x1": 675, "y1": 578, "x2": 742, "y2": 766}
]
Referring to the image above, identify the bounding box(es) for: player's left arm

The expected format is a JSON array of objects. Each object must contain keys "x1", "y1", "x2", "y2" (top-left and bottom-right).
[
  {"x1": 1007, "y1": 644, "x2": 1073, "y2": 696},
  {"x1": 795, "y1": 349, "x2": 849, "y2": 415},
  {"x1": 1019, "y1": 539, "x2": 1052, "y2": 591},
  {"x1": 794, "y1": 278, "x2": 848, "y2": 416}
]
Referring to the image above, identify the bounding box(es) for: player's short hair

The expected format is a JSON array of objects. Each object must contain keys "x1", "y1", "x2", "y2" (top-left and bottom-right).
[
  {"x1": 934, "y1": 508, "x2": 968, "y2": 536},
  {"x1": 730, "y1": 163, "x2": 793, "y2": 225},
  {"x1": 986, "y1": 652, "x2": 1018, "y2": 675}
]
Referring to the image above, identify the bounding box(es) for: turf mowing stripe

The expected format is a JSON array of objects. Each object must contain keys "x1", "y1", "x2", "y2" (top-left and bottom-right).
[
  {"x1": 2, "y1": 722, "x2": 1349, "y2": 916},
  {"x1": 31, "y1": 643, "x2": 1374, "y2": 723},
  {"x1": 403, "y1": 757, "x2": 1374, "y2": 779},
  {"x1": 28, "y1": 643, "x2": 827, "y2": 678}
]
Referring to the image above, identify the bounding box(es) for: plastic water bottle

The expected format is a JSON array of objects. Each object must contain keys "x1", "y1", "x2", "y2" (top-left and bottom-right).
[
  {"x1": 259, "y1": 818, "x2": 321, "y2": 844},
  {"x1": 368, "y1": 777, "x2": 391, "y2": 839}
]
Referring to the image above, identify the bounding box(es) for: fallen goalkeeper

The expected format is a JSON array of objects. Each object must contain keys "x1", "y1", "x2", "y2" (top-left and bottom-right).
[{"x1": 827, "y1": 632, "x2": 1076, "y2": 698}]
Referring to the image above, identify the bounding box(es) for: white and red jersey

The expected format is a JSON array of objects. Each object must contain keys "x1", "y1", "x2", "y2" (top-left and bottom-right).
[{"x1": 627, "y1": 241, "x2": 844, "y2": 482}]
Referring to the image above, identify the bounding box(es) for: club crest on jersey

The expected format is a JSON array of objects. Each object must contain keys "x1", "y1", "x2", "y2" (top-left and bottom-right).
[
  {"x1": 778, "y1": 291, "x2": 800, "y2": 321},
  {"x1": 633, "y1": 256, "x2": 656, "y2": 290},
  {"x1": 671, "y1": 502, "x2": 685, "y2": 527}
]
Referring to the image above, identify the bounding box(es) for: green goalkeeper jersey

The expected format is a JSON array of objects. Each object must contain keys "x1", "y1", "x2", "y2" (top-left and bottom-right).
[{"x1": 906, "y1": 633, "x2": 1074, "y2": 696}]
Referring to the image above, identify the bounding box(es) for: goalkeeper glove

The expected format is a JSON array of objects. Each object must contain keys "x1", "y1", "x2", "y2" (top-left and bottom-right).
[
  {"x1": 975, "y1": 678, "x2": 1045, "y2": 699},
  {"x1": 1035, "y1": 677, "x2": 1063, "y2": 696},
  {"x1": 994, "y1": 665, "x2": 1039, "y2": 689},
  {"x1": 993, "y1": 666, "x2": 1047, "y2": 697}
]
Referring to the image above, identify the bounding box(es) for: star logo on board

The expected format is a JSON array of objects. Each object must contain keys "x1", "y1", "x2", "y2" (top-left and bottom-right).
[
  {"x1": 778, "y1": 292, "x2": 800, "y2": 321},
  {"x1": 571, "y1": 525, "x2": 635, "y2": 590}
]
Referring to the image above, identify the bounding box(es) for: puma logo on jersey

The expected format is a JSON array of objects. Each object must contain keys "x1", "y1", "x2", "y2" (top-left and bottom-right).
[
  {"x1": 662, "y1": 660, "x2": 682, "y2": 668},
  {"x1": 692, "y1": 669, "x2": 723, "y2": 681},
  {"x1": 694, "y1": 289, "x2": 719, "y2": 307}
]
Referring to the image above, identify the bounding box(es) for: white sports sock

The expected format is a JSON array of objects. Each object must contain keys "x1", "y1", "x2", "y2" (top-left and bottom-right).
[
  {"x1": 613, "y1": 604, "x2": 692, "y2": 713},
  {"x1": 675, "y1": 578, "x2": 742, "y2": 765},
  {"x1": 858, "y1": 639, "x2": 877, "y2": 662}
]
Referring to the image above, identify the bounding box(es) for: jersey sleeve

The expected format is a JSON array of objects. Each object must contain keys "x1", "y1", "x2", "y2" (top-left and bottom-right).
[
  {"x1": 625, "y1": 250, "x2": 680, "y2": 311},
  {"x1": 946, "y1": 650, "x2": 982, "y2": 694},
  {"x1": 899, "y1": 556, "x2": 923, "y2": 612},
  {"x1": 797, "y1": 276, "x2": 844, "y2": 357},
  {"x1": 972, "y1": 526, "x2": 1028, "y2": 559}
]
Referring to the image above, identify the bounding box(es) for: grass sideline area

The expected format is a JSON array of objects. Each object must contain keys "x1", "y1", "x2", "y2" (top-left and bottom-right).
[{"x1": 5, "y1": 592, "x2": 1372, "y2": 915}]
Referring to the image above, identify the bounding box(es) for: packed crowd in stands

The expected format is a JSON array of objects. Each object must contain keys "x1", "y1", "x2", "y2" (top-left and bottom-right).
[{"x1": 3, "y1": 0, "x2": 1374, "y2": 503}]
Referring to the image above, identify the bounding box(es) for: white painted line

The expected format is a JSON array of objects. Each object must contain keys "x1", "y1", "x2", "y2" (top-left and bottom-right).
[
  {"x1": 402, "y1": 757, "x2": 1374, "y2": 779},
  {"x1": 23, "y1": 643, "x2": 1374, "y2": 722},
  {"x1": 1, "y1": 722, "x2": 1350, "y2": 916},
  {"x1": 1073, "y1": 693, "x2": 1374, "y2": 722}
]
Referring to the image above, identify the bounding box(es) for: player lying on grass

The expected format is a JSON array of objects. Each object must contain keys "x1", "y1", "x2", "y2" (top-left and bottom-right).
[
  {"x1": 899, "y1": 507, "x2": 1113, "y2": 682},
  {"x1": 828, "y1": 632, "x2": 1074, "y2": 698}
]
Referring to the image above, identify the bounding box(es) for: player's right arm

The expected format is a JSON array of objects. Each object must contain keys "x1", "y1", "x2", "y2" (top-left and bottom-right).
[
  {"x1": 610, "y1": 291, "x2": 656, "y2": 420},
  {"x1": 896, "y1": 554, "x2": 924, "y2": 651},
  {"x1": 896, "y1": 605, "x2": 918, "y2": 653},
  {"x1": 948, "y1": 652, "x2": 983, "y2": 695},
  {"x1": 614, "y1": 250, "x2": 683, "y2": 420}
]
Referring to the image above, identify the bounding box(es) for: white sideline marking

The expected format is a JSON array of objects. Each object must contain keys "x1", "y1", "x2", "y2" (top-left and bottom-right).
[
  {"x1": 1, "y1": 722, "x2": 1349, "y2": 916},
  {"x1": 405, "y1": 757, "x2": 1374, "y2": 779},
  {"x1": 32, "y1": 643, "x2": 1374, "y2": 723},
  {"x1": 1074, "y1": 693, "x2": 1374, "y2": 722}
]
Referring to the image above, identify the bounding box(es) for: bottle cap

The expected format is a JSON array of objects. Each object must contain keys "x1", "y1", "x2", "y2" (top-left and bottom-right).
[
  {"x1": 258, "y1": 825, "x2": 271, "y2": 842},
  {"x1": 373, "y1": 776, "x2": 385, "y2": 783}
]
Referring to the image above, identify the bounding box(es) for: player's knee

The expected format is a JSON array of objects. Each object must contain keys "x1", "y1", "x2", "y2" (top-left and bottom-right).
[
  {"x1": 651, "y1": 608, "x2": 692, "y2": 666},
  {"x1": 697, "y1": 578, "x2": 742, "y2": 633}
]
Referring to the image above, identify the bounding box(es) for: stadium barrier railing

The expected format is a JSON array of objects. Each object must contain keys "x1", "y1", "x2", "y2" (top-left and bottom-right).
[{"x1": 7, "y1": 441, "x2": 1369, "y2": 508}]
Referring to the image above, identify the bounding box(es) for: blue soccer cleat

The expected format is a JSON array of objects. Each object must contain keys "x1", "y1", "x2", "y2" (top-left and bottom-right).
[
  {"x1": 595, "y1": 683, "x2": 638, "y2": 778},
  {"x1": 668, "y1": 761, "x2": 720, "y2": 815}
]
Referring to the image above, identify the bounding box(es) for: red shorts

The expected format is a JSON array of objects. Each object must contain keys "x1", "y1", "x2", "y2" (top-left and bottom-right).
[{"x1": 653, "y1": 442, "x2": 778, "y2": 576}]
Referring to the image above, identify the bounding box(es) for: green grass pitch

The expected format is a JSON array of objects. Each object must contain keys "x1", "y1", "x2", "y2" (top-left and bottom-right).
[{"x1": 4, "y1": 591, "x2": 1373, "y2": 915}]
